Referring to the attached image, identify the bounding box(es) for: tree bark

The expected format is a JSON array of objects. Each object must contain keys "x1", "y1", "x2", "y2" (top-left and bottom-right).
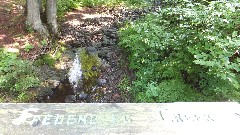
[
  {"x1": 39, "y1": 0, "x2": 43, "y2": 14},
  {"x1": 26, "y1": 0, "x2": 47, "y2": 34},
  {"x1": 46, "y1": 0, "x2": 58, "y2": 37}
]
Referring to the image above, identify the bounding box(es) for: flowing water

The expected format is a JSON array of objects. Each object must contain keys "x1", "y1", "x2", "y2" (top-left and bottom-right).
[
  {"x1": 68, "y1": 53, "x2": 83, "y2": 95},
  {"x1": 44, "y1": 49, "x2": 103, "y2": 103}
]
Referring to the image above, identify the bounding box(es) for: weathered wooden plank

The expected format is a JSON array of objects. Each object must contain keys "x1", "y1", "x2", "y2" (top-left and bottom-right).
[{"x1": 0, "y1": 103, "x2": 239, "y2": 135}]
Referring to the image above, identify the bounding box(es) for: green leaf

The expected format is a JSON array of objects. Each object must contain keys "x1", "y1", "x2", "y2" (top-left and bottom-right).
[{"x1": 232, "y1": 31, "x2": 238, "y2": 37}]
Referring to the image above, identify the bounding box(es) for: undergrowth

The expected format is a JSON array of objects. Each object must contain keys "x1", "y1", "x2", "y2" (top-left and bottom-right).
[
  {"x1": 119, "y1": 0, "x2": 240, "y2": 102},
  {"x1": 0, "y1": 49, "x2": 40, "y2": 102},
  {"x1": 57, "y1": 0, "x2": 151, "y2": 18}
]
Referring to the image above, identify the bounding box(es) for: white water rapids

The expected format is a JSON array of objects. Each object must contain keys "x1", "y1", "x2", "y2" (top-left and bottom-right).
[{"x1": 68, "y1": 53, "x2": 83, "y2": 93}]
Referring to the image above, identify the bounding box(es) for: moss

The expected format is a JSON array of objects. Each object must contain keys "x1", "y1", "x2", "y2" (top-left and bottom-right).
[{"x1": 79, "y1": 49, "x2": 100, "y2": 80}]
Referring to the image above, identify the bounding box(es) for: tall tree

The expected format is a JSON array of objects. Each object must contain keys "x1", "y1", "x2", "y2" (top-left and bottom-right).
[
  {"x1": 26, "y1": 0, "x2": 58, "y2": 37},
  {"x1": 46, "y1": 0, "x2": 58, "y2": 37},
  {"x1": 26, "y1": 0, "x2": 47, "y2": 34}
]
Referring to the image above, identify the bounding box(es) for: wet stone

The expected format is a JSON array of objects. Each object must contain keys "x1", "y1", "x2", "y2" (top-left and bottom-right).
[
  {"x1": 109, "y1": 33, "x2": 117, "y2": 38},
  {"x1": 64, "y1": 95, "x2": 76, "y2": 103},
  {"x1": 100, "y1": 63, "x2": 111, "y2": 71},
  {"x1": 86, "y1": 46, "x2": 98, "y2": 55},
  {"x1": 79, "y1": 94, "x2": 88, "y2": 100},
  {"x1": 98, "y1": 50, "x2": 111, "y2": 60},
  {"x1": 91, "y1": 66, "x2": 98, "y2": 71},
  {"x1": 92, "y1": 42, "x2": 102, "y2": 48},
  {"x1": 97, "y1": 78, "x2": 107, "y2": 86}
]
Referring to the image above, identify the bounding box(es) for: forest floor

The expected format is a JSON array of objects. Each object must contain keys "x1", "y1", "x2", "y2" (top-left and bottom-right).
[
  {"x1": 0, "y1": 0, "x2": 47, "y2": 60},
  {"x1": 0, "y1": 0, "x2": 25, "y2": 48}
]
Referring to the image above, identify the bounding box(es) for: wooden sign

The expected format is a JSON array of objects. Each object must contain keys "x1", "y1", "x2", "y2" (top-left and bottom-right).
[{"x1": 0, "y1": 103, "x2": 240, "y2": 135}]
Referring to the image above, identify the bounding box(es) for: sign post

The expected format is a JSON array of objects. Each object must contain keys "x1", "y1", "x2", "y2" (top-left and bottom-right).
[{"x1": 0, "y1": 103, "x2": 239, "y2": 135}]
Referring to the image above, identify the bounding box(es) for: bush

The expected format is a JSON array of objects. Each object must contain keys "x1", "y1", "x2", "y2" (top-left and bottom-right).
[
  {"x1": 79, "y1": 0, "x2": 149, "y2": 7},
  {"x1": 119, "y1": 0, "x2": 240, "y2": 102},
  {"x1": 57, "y1": 0, "x2": 80, "y2": 17},
  {"x1": 56, "y1": 0, "x2": 150, "y2": 17},
  {"x1": 0, "y1": 49, "x2": 40, "y2": 101}
]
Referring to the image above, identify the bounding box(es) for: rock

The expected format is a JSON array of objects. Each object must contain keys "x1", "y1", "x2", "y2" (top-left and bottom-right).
[
  {"x1": 92, "y1": 42, "x2": 102, "y2": 48},
  {"x1": 107, "y1": 28, "x2": 116, "y2": 32},
  {"x1": 91, "y1": 66, "x2": 98, "y2": 71},
  {"x1": 48, "y1": 79, "x2": 60, "y2": 88},
  {"x1": 102, "y1": 35, "x2": 109, "y2": 46},
  {"x1": 111, "y1": 60, "x2": 117, "y2": 67},
  {"x1": 98, "y1": 50, "x2": 110, "y2": 60},
  {"x1": 58, "y1": 70, "x2": 67, "y2": 82},
  {"x1": 86, "y1": 46, "x2": 97, "y2": 55},
  {"x1": 79, "y1": 94, "x2": 88, "y2": 100},
  {"x1": 100, "y1": 63, "x2": 111, "y2": 71},
  {"x1": 97, "y1": 78, "x2": 107, "y2": 86},
  {"x1": 35, "y1": 87, "x2": 53, "y2": 103},
  {"x1": 109, "y1": 33, "x2": 116, "y2": 38},
  {"x1": 109, "y1": 39, "x2": 115, "y2": 46},
  {"x1": 112, "y1": 39, "x2": 117, "y2": 42},
  {"x1": 64, "y1": 95, "x2": 76, "y2": 103},
  {"x1": 112, "y1": 21, "x2": 122, "y2": 29}
]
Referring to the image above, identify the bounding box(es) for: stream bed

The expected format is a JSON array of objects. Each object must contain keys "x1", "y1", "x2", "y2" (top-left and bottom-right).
[{"x1": 34, "y1": 4, "x2": 161, "y2": 103}]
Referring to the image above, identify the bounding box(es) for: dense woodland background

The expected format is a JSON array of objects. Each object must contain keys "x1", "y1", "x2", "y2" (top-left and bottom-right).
[{"x1": 0, "y1": 0, "x2": 239, "y2": 102}]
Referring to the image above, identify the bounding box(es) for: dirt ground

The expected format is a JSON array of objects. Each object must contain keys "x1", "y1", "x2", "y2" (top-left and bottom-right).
[{"x1": 0, "y1": 0, "x2": 48, "y2": 60}]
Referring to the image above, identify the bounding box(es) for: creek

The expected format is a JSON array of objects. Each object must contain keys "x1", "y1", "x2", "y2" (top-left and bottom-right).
[
  {"x1": 36, "y1": 3, "x2": 161, "y2": 103},
  {"x1": 43, "y1": 48, "x2": 106, "y2": 103}
]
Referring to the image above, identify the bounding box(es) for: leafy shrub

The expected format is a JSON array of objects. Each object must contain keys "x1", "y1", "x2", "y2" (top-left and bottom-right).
[
  {"x1": 135, "y1": 79, "x2": 218, "y2": 102},
  {"x1": 79, "y1": 0, "x2": 149, "y2": 7},
  {"x1": 80, "y1": 0, "x2": 105, "y2": 7},
  {"x1": 0, "y1": 49, "x2": 40, "y2": 100},
  {"x1": 57, "y1": 0, "x2": 80, "y2": 18},
  {"x1": 56, "y1": 0, "x2": 150, "y2": 17},
  {"x1": 23, "y1": 41, "x2": 34, "y2": 52},
  {"x1": 119, "y1": 0, "x2": 240, "y2": 102}
]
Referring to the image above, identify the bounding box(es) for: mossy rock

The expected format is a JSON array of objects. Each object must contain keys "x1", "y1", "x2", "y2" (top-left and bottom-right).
[{"x1": 78, "y1": 49, "x2": 101, "y2": 80}]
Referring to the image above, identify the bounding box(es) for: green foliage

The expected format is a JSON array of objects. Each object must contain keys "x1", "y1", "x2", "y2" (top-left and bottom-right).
[
  {"x1": 41, "y1": 39, "x2": 48, "y2": 46},
  {"x1": 57, "y1": 0, "x2": 80, "y2": 18},
  {"x1": 23, "y1": 42, "x2": 34, "y2": 52},
  {"x1": 34, "y1": 54, "x2": 58, "y2": 67},
  {"x1": 42, "y1": 54, "x2": 56, "y2": 66},
  {"x1": 79, "y1": 0, "x2": 149, "y2": 7},
  {"x1": 34, "y1": 45, "x2": 66, "y2": 67},
  {"x1": 118, "y1": 76, "x2": 131, "y2": 91},
  {"x1": 135, "y1": 79, "x2": 219, "y2": 102},
  {"x1": 119, "y1": 0, "x2": 240, "y2": 102},
  {"x1": 80, "y1": 0, "x2": 105, "y2": 7},
  {"x1": 0, "y1": 49, "x2": 40, "y2": 101},
  {"x1": 56, "y1": 0, "x2": 150, "y2": 18},
  {"x1": 25, "y1": 25, "x2": 34, "y2": 33}
]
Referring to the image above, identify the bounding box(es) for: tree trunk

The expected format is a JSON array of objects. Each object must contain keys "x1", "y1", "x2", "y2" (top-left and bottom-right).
[
  {"x1": 26, "y1": 0, "x2": 47, "y2": 34},
  {"x1": 46, "y1": 0, "x2": 58, "y2": 37},
  {"x1": 39, "y1": 0, "x2": 43, "y2": 14}
]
